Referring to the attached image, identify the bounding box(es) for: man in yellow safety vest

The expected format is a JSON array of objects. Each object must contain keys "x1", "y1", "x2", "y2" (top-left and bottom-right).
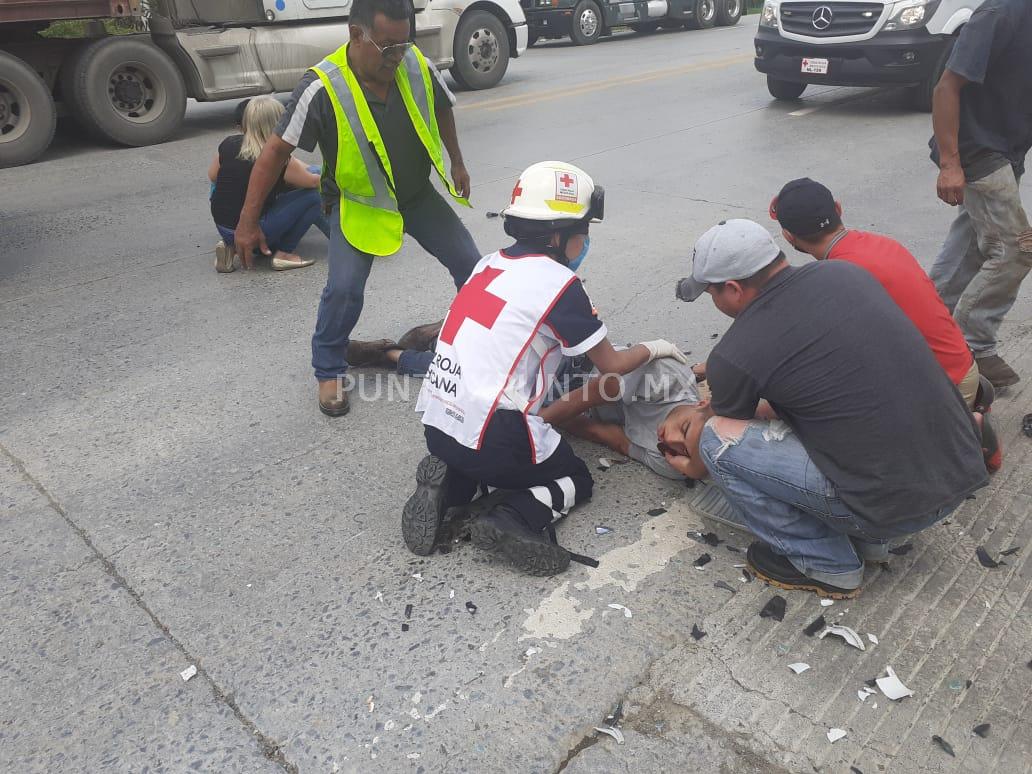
[{"x1": 234, "y1": 0, "x2": 481, "y2": 417}]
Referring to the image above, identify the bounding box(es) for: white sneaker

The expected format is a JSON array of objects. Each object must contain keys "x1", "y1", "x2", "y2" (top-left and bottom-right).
[{"x1": 214, "y1": 240, "x2": 234, "y2": 273}]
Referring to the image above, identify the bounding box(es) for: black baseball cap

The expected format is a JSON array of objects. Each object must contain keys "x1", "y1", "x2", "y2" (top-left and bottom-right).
[{"x1": 770, "y1": 178, "x2": 839, "y2": 237}]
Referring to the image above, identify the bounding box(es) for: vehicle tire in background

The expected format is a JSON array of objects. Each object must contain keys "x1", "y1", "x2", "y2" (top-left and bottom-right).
[
  {"x1": 715, "y1": 0, "x2": 742, "y2": 26},
  {"x1": 767, "y1": 75, "x2": 806, "y2": 100},
  {"x1": 570, "y1": 0, "x2": 604, "y2": 45},
  {"x1": 62, "y1": 35, "x2": 186, "y2": 146},
  {"x1": 451, "y1": 10, "x2": 511, "y2": 90},
  {"x1": 0, "y1": 50, "x2": 57, "y2": 168},
  {"x1": 684, "y1": 0, "x2": 717, "y2": 28},
  {"x1": 910, "y1": 36, "x2": 955, "y2": 112}
]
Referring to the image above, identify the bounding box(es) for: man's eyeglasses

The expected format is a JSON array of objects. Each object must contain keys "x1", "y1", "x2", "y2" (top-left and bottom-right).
[{"x1": 361, "y1": 29, "x2": 413, "y2": 60}]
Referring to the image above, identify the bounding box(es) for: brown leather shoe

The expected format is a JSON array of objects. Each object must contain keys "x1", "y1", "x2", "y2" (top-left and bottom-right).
[
  {"x1": 318, "y1": 379, "x2": 350, "y2": 417},
  {"x1": 975, "y1": 354, "x2": 1019, "y2": 389},
  {"x1": 397, "y1": 320, "x2": 444, "y2": 353},
  {"x1": 347, "y1": 338, "x2": 401, "y2": 369}
]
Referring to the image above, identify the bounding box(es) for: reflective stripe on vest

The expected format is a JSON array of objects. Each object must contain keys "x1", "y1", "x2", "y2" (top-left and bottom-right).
[{"x1": 311, "y1": 45, "x2": 468, "y2": 257}]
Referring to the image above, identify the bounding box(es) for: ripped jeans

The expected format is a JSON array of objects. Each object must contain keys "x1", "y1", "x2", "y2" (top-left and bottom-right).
[
  {"x1": 930, "y1": 164, "x2": 1032, "y2": 357},
  {"x1": 697, "y1": 419, "x2": 875, "y2": 589}
]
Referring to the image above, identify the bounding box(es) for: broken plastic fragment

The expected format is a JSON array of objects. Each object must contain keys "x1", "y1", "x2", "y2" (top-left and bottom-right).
[
  {"x1": 803, "y1": 615, "x2": 826, "y2": 637},
  {"x1": 999, "y1": 546, "x2": 1020, "y2": 556},
  {"x1": 725, "y1": 545, "x2": 742, "y2": 553},
  {"x1": 691, "y1": 624, "x2": 707, "y2": 641},
  {"x1": 857, "y1": 689, "x2": 871, "y2": 702},
  {"x1": 850, "y1": 767, "x2": 863, "y2": 774},
  {"x1": 819, "y1": 624, "x2": 866, "y2": 651},
  {"x1": 404, "y1": 604, "x2": 413, "y2": 619},
  {"x1": 608, "y1": 603, "x2": 632, "y2": 618},
  {"x1": 741, "y1": 569, "x2": 753, "y2": 583},
  {"x1": 788, "y1": 662, "x2": 810, "y2": 674},
  {"x1": 367, "y1": 695, "x2": 375, "y2": 713},
  {"x1": 595, "y1": 525, "x2": 613, "y2": 535},
  {"x1": 759, "y1": 595, "x2": 787, "y2": 622},
  {"x1": 180, "y1": 665, "x2": 197, "y2": 682},
  {"x1": 693, "y1": 553, "x2": 712, "y2": 569},
  {"x1": 867, "y1": 633, "x2": 879, "y2": 645},
  {"x1": 412, "y1": 573, "x2": 423, "y2": 581},
  {"x1": 973, "y1": 723, "x2": 990, "y2": 738},
  {"x1": 774, "y1": 643, "x2": 791, "y2": 656},
  {"x1": 948, "y1": 679, "x2": 965, "y2": 691},
  {"x1": 932, "y1": 735, "x2": 955, "y2": 757},
  {"x1": 888, "y1": 543, "x2": 914, "y2": 556},
  {"x1": 449, "y1": 589, "x2": 455, "y2": 599},
  {"x1": 598, "y1": 457, "x2": 612, "y2": 471},
  {"x1": 401, "y1": 623, "x2": 410, "y2": 632},
  {"x1": 876, "y1": 666, "x2": 914, "y2": 700},
  {"x1": 827, "y1": 728, "x2": 847, "y2": 743},
  {"x1": 594, "y1": 725, "x2": 625, "y2": 744},
  {"x1": 820, "y1": 598, "x2": 834, "y2": 607},
  {"x1": 713, "y1": 580, "x2": 737, "y2": 594},
  {"x1": 465, "y1": 601, "x2": 477, "y2": 614},
  {"x1": 975, "y1": 546, "x2": 1004, "y2": 568},
  {"x1": 648, "y1": 508, "x2": 667, "y2": 516},
  {"x1": 486, "y1": 211, "x2": 500, "y2": 218}
]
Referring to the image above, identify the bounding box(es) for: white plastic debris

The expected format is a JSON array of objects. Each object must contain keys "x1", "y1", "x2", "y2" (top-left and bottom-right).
[
  {"x1": 857, "y1": 687, "x2": 876, "y2": 702},
  {"x1": 871, "y1": 702, "x2": 878, "y2": 709},
  {"x1": 607, "y1": 603, "x2": 633, "y2": 618},
  {"x1": 594, "y1": 726, "x2": 625, "y2": 744},
  {"x1": 820, "y1": 599, "x2": 835, "y2": 607},
  {"x1": 818, "y1": 624, "x2": 866, "y2": 651},
  {"x1": 180, "y1": 665, "x2": 197, "y2": 682},
  {"x1": 827, "y1": 728, "x2": 847, "y2": 743},
  {"x1": 867, "y1": 633, "x2": 879, "y2": 645},
  {"x1": 411, "y1": 692, "x2": 422, "y2": 704},
  {"x1": 449, "y1": 589, "x2": 455, "y2": 599},
  {"x1": 407, "y1": 753, "x2": 421, "y2": 760},
  {"x1": 598, "y1": 457, "x2": 612, "y2": 470},
  {"x1": 411, "y1": 573, "x2": 423, "y2": 581},
  {"x1": 875, "y1": 666, "x2": 914, "y2": 701},
  {"x1": 367, "y1": 695, "x2": 375, "y2": 713},
  {"x1": 788, "y1": 663, "x2": 811, "y2": 674}
]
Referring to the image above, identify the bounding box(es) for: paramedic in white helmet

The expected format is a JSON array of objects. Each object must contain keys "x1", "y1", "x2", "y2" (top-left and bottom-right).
[{"x1": 403, "y1": 161, "x2": 688, "y2": 575}]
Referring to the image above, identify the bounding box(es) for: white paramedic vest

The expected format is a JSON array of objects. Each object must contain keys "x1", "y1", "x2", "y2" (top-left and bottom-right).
[{"x1": 416, "y1": 250, "x2": 584, "y2": 463}]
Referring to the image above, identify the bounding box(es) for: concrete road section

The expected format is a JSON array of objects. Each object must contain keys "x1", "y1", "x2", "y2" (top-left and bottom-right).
[{"x1": 2, "y1": 17, "x2": 1031, "y2": 773}]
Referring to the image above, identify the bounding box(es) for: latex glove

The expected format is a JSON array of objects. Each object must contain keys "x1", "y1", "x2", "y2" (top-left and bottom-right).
[{"x1": 640, "y1": 339, "x2": 688, "y2": 364}]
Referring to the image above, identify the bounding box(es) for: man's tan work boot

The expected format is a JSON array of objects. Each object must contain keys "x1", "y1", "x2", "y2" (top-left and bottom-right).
[
  {"x1": 398, "y1": 320, "x2": 444, "y2": 353},
  {"x1": 318, "y1": 379, "x2": 350, "y2": 417},
  {"x1": 975, "y1": 354, "x2": 1019, "y2": 389}
]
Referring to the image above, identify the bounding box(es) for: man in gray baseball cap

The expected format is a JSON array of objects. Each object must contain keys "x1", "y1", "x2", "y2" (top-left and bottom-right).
[{"x1": 661, "y1": 219, "x2": 987, "y2": 599}]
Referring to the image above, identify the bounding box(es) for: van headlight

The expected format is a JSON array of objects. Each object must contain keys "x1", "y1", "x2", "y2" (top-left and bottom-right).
[
  {"x1": 884, "y1": 0, "x2": 937, "y2": 30},
  {"x1": 760, "y1": 0, "x2": 778, "y2": 27}
]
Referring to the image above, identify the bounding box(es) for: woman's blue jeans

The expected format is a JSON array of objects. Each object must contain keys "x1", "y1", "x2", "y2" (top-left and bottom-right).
[{"x1": 216, "y1": 188, "x2": 330, "y2": 253}]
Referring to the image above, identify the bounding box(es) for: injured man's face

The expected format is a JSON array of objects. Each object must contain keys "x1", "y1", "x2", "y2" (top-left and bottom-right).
[{"x1": 659, "y1": 401, "x2": 714, "y2": 458}]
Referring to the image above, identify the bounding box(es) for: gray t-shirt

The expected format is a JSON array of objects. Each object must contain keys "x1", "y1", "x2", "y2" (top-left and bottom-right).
[
  {"x1": 928, "y1": 0, "x2": 1032, "y2": 180},
  {"x1": 706, "y1": 262, "x2": 987, "y2": 537},
  {"x1": 275, "y1": 54, "x2": 455, "y2": 209}
]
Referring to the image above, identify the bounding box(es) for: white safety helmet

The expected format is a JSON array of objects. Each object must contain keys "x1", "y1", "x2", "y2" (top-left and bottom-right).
[{"x1": 502, "y1": 161, "x2": 604, "y2": 225}]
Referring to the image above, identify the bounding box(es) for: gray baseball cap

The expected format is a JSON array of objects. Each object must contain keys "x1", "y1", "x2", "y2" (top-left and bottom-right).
[{"x1": 676, "y1": 219, "x2": 782, "y2": 302}]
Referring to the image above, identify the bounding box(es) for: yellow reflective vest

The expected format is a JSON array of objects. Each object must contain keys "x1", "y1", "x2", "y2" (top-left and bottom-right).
[{"x1": 311, "y1": 44, "x2": 469, "y2": 256}]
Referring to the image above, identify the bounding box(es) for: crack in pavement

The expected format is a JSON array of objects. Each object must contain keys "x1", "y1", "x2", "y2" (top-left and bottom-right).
[{"x1": 0, "y1": 441, "x2": 299, "y2": 774}]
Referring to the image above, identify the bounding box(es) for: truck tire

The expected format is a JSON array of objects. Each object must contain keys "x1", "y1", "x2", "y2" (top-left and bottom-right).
[
  {"x1": 0, "y1": 51, "x2": 57, "y2": 168},
  {"x1": 684, "y1": 0, "x2": 717, "y2": 28},
  {"x1": 451, "y1": 10, "x2": 512, "y2": 90},
  {"x1": 910, "y1": 36, "x2": 956, "y2": 112},
  {"x1": 570, "y1": 0, "x2": 604, "y2": 45},
  {"x1": 62, "y1": 36, "x2": 186, "y2": 147},
  {"x1": 767, "y1": 76, "x2": 806, "y2": 100},
  {"x1": 715, "y1": 0, "x2": 742, "y2": 26}
]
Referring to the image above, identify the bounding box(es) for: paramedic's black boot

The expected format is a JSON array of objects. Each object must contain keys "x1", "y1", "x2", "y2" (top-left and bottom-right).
[
  {"x1": 402, "y1": 455, "x2": 450, "y2": 555},
  {"x1": 471, "y1": 503, "x2": 571, "y2": 576}
]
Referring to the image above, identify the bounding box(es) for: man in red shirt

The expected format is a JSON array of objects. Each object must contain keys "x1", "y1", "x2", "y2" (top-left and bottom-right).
[
  {"x1": 770, "y1": 178, "x2": 979, "y2": 406},
  {"x1": 770, "y1": 178, "x2": 1001, "y2": 472}
]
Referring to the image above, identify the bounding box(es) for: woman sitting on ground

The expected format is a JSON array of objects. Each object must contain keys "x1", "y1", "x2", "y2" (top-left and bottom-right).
[{"x1": 208, "y1": 96, "x2": 329, "y2": 273}]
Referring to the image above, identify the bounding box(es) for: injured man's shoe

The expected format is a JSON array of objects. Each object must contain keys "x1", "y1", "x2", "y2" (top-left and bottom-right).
[
  {"x1": 402, "y1": 455, "x2": 452, "y2": 556},
  {"x1": 471, "y1": 504, "x2": 571, "y2": 577},
  {"x1": 747, "y1": 541, "x2": 861, "y2": 599}
]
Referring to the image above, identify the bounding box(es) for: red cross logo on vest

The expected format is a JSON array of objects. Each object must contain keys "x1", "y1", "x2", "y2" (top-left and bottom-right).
[{"x1": 439, "y1": 267, "x2": 507, "y2": 345}]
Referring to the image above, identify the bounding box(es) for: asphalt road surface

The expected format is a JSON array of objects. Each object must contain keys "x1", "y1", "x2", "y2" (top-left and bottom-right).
[{"x1": 3, "y1": 17, "x2": 1031, "y2": 774}]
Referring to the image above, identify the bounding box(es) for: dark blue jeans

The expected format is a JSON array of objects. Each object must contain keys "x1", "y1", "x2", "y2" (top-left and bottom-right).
[
  {"x1": 217, "y1": 188, "x2": 330, "y2": 253},
  {"x1": 311, "y1": 186, "x2": 480, "y2": 381}
]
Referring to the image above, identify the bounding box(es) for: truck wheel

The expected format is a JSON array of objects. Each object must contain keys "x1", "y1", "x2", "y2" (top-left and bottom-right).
[
  {"x1": 63, "y1": 36, "x2": 186, "y2": 146},
  {"x1": 715, "y1": 0, "x2": 742, "y2": 26},
  {"x1": 684, "y1": 0, "x2": 717, "y2": 29},
  {"x1": 570, "y1": 0, "x2": 604, "y2": 45},
  {"x1": 910, "y1": 37, "x2": 956, "y2": 112},
  {"x1": 451, "y1": 10, "x2": 511, "y2": 90},
  {"x1": 767, "y1": 76, "x2": 806, "y2": 100},
  {"x1": 0, "y1": 51, "x2": 56, "y2": 168}
]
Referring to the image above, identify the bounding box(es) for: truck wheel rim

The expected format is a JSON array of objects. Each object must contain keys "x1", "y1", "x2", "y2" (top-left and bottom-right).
[
  {"x1": 725, "y1": 0, "x2": 739, "y2": 16},
  {"x1": 467, "y1": 28, "x2": 500, "y2": 73},
  {"x1": 579, "y1": 8, "x2": 599, "y2": 37},
  {"x1": 106, "y1": 61, "x2": 167, "y2": 124},
  {"x1": 700, "y1": 0, "x2": 715, "y2": 20},
  {"x1": 0, "y1": 77, "x2": 30, "y2": 144}
]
